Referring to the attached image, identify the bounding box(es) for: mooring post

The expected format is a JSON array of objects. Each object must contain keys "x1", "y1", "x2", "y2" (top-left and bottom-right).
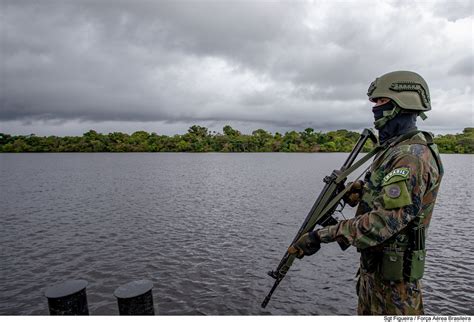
[
  {"x1": 114, "y1": 280, "x2": 155, "y2": 315},
  {"x1": 44, "y1": 279, "x2": 89, "y2": 315}
]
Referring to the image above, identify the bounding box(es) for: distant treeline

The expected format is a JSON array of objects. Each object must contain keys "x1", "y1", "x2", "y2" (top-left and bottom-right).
[{"x1": 0, "y1": 126, "x2": 473, "y2": 153}]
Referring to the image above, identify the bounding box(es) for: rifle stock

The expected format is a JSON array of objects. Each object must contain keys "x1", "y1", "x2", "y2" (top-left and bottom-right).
[{"x1": 261, "y1": 128, "x2": 378, "y2": 308}]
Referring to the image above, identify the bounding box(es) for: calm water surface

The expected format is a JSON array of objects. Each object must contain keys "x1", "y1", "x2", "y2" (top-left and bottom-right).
[{"x1": 0, "y1": 153, "x2": 473, "y2": 315}]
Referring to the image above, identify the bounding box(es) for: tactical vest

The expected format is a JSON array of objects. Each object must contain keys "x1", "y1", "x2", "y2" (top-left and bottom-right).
[{"x1": 357, "y1": 131, "x2": 443, "y2": 282}]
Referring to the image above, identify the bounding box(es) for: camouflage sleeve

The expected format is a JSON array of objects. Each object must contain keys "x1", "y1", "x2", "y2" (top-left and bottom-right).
[{"x1": 316, "y1": 148, "x2": 427, "y2": 249}]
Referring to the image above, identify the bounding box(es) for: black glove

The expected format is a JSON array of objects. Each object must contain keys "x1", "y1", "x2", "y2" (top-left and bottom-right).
[
  {"x1": 343, "y1": 180, "x2": 364, "y2": 207},
  {"x1": 288, "y1": 231, "x2": 321, "y2": 259}
]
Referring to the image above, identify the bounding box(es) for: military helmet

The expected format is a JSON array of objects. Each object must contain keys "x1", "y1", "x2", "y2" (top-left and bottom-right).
[{"x1": 367, "y1": 71, "x2": 431, "y2": 111}]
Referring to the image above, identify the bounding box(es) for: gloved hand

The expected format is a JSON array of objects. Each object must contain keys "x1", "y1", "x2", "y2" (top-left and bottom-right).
[
  {"x1": 288, "y1": 231, "x2": 321, "y2": 259},
  {"x1": 343, "y1": 180, "x2": 364, "y2": 207}
]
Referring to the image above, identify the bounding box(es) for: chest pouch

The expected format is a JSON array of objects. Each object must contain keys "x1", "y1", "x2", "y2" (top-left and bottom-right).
[
  {"x1": 380, "y1": 233, "x2": 409, "y2": 282},
  {"x1": 381, "y1": 247, "x2": 405, "y2": 281}
]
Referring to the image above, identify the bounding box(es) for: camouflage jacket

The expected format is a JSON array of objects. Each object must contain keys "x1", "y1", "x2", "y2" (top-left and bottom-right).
[{"x1": 317, "y1": 131, "x2": 443, "y2": 272}]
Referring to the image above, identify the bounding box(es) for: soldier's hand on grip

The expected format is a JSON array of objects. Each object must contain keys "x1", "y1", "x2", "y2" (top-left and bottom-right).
[
  {"x1": 288, "y1": 231, "x2": 321, "y2": 259},
  {"x1": 343, "y1": 180, "x2": 365, "y2": 207}
]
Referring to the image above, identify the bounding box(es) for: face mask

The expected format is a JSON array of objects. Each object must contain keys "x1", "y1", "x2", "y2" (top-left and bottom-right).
[
  {"x1": 372, "y1": 100, "x2": 417, "y2": 143},
  {"x1": 372, "y1": 101, "x2": 395, "y2": 121},
  {"x1": 377, "y1": 111, "x2": 418, "y2": 144}
]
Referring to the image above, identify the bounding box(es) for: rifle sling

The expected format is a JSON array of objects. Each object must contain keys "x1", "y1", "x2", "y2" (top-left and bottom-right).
[{"x1": 335, "y1": 145, "x2": 383, "y2": 184}]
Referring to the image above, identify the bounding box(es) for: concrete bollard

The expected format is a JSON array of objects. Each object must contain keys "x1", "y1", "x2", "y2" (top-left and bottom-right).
[
  {"x1": 114, "y1": 280, "x2": 155, "y2": 315},
  {"x1": 44, "y1": 279, "x2": 89, "y2": 315}
]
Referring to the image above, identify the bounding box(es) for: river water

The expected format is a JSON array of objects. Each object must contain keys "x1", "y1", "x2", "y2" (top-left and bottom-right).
[{"x1": 0, "y1": 153, "x2": 472, "y2": 315}]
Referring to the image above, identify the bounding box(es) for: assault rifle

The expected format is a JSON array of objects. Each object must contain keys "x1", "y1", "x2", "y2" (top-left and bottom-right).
[{"x1": 261, "y1": 128, "x2": 379, "y2": 308}]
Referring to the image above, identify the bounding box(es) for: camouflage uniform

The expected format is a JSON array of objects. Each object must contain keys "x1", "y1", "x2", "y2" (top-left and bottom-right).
[{"x1": 317, "y1": 131, "x2": 443, "y2": 315}]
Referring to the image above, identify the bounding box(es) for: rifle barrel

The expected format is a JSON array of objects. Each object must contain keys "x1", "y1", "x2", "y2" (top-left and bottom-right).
[{"x1": 261, "y1": 278, "x2": 281, "y2": 308}]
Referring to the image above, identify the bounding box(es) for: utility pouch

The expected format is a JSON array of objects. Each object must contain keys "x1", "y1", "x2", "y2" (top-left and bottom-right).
[
  {"x1": 404, "y1": 224, "x2": 426, "y2": 282},
  {"x1": 405, "y1": 249, "x2": 426, "y2": 282},
  {"x1": 381, "y1": 248, "x2": 405, "y2": 281}
]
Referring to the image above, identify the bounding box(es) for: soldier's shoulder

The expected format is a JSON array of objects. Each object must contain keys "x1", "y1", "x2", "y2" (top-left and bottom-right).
[
  {"x1": 391, "y1": 132, "x2": 433, "y2": 159},
  {"x1": 383, "y1": 132, "x2": 442, "y2": 178},
  {"x1": 375, "y1": 133, "x2": 433, "y2": 173}
]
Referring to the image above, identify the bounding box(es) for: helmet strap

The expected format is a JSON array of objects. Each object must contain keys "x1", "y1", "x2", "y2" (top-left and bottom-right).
[
  {"x1": 374, "y1": 106, "x2": 401, "y2": 129},
  {"x1": 419, "y1": 111, "x2": 428, "y2": 120}
]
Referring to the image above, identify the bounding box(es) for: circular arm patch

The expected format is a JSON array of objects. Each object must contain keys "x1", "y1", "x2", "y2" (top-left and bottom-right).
[{"x1": 386, "y1": 184, "x2": 401, "y2": 198}]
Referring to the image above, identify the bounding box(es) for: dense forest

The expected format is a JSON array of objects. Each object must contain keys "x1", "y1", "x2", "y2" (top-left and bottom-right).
[{"x1": 0, "y1": 126, "x2": 473, "y2": 153}]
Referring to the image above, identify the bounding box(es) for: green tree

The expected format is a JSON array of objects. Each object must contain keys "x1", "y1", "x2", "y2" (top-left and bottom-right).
[
  {"x1": 223, "y1": 125, "x2": 241, "y2": 137},
  {"x1": 251, "y1": 129, "x2": 273, "y2": 152},
  {"x1": 188, "y1": 125, "x2": 209, "y2": 138}
]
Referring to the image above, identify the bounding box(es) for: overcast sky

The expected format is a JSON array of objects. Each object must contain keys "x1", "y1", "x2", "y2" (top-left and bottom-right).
[{"x1": 1, "y1": 0, "x2": 472, "y2": 136}]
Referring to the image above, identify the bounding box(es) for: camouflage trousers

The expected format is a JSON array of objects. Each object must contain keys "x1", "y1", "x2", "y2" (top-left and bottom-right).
[{"x1": 356, "y1": 270, "x2": 424, "y2": 315}]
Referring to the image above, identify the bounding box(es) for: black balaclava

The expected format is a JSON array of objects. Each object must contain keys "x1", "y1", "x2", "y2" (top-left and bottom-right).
[{"x1": 372, "y1": 101, "x2": 418, "y2": 144}]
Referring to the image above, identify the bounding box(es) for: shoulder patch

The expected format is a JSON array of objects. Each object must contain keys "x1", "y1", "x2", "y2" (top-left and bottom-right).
[
  {"x1": 382, "y1": 181, "x2": 412, "y2": 209},
  {"x1": 382, "y1": 167, "x2": 410, "y2": 184}
]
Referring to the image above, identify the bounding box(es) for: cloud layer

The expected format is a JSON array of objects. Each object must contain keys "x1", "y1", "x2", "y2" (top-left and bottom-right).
[{"x1": 1, "y1": 0, "x2": 472, "y2": 135}]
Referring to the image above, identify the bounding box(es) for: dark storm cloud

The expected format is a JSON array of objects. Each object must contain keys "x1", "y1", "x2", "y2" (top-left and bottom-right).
[{"x1": 1, "y1": 0, "x2": 472, "y2": 135}]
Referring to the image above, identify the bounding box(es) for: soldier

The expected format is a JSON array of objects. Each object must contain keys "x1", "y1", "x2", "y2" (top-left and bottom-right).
[{"x1": 288, "y1": 71, "x2": 444, "y2": 315}]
